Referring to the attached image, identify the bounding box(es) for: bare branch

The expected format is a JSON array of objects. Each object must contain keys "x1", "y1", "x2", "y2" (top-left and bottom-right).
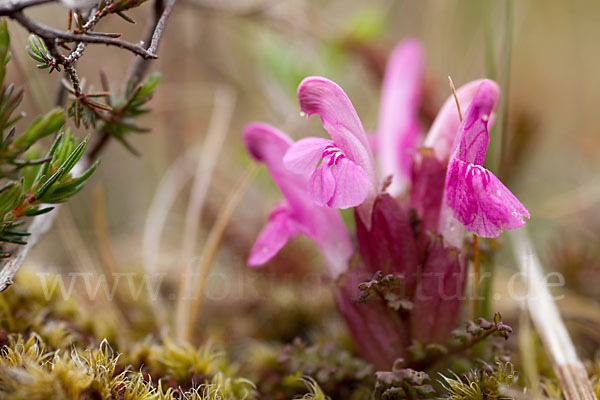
[
  {"x1": 90, "y1": 0, "x2": 176, "y2": 157},
  {"x1": 147, "y1": 0, "x2": 175, "y2": 54},
  {"x1": 11, "y1": 11, "x2": 158, "y2": 59},
  {"x1": 0, "y1": 0, "x2": 55, "y2": 16},
  {"x1": 125, "y1": 0, "x2": 166, "y2": 89}
]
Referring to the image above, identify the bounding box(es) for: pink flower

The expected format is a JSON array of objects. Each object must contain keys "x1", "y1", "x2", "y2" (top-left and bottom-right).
[
  {"x1": 243, "y1": 122, "x2": 353, "y2": 277},
  {"x1": 424, "y1": 79, "x2": 496, "y2": 162},
  {"x1": 444, "y1": 81, "x2": 530, "y2": 238},
  {"x1": 377, "y1": 39, "x2": 425, "y2": 196},
  {"x1": 284, "y1": 77, "x2": 379, "y2": 228}
]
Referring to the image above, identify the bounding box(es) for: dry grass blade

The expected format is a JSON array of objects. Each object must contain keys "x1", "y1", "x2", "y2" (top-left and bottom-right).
[
  {"x1": 187, "y1": 163, "x2": 257, "y2": 339},
  {"x1": 142, "y1": 146, "x2": 198, "y2": 327},
  {"x1": 510, "y1": 228, "x2": 597, "y2": 400},
  {"x1": 92, "y1": 184, "x2": 135, "y2": 328},
  {"x1": 56, "y1": 196, "x2": 131, "y2": 332},
  {"x1": 175, "y1": 85, "x2": 236, "y2": 341}
]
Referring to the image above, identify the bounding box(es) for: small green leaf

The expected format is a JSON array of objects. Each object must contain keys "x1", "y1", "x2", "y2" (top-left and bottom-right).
[
  {"x1": 23, "y1": 206, "x2": 54, "y2": 217},
  {"x1": 12, "y1": 108, "x2": 65, "y2": 150},
  {"x1": 34, "y1": 167, "x2": 64, "y2": 200}
]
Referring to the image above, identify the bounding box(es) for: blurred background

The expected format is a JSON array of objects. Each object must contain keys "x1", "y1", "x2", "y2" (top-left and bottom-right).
[{"x1": 5, "y1": 0, "x2": 600, "y2": 342}]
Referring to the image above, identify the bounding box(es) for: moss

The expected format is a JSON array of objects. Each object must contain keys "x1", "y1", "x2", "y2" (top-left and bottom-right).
[
  {"x1": 3, "y1": 267, "x2": 596, "y2": 399},
  {"x1": 439, "y1": 361, "x2": 518, "y2": 400},
  {"x1": 298, "y1": 377, "x2": 329, "y2": 400}
]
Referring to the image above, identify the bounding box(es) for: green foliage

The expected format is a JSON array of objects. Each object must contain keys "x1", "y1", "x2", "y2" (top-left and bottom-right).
[
  {"x1": 104, "y1": 0, "x2": 150, "y2": 13},
  {"x1": 0, "y1": 131, "x2": 97, "y2": 248},
  {"x1": 0, "y1": 21, "x2": 96, "y2": 254},
  {"x1": 26, "y1": 35, "x2": 56, "y2": 72},
  {"x1": 66, "y1": 72, "x2": 161, "y2": 154},
  {"x1": 298, "y1": 377, "x2": 329, "y2": 400},
  {"x1": 99, "y1": 73, "x2": 161, "y2": 153},
  {"x1": 0, "y1": 22, "x2": 10, "y2": 84}
]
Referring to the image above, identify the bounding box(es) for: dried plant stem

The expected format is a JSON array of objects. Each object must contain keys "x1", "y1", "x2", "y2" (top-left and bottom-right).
[
  {"x1": 92, "y1": 184, "x2": 135, "y2": 328},
  {"x1": 511, "y1": 229, "x2": 597, "y2": 400},
  {"x1": 518, "y1": 309, "x2": 541, "y2": 397},
  {"x1": 174, "y1": 86, "x2": 236, "y2": 342},
  {"x1": 187, "y1": 164, "x2": 257, "y2": 340},
  {"x1": 142, "y1": 146, "x2": 198, "y2": 327},
  {"x1": 55, "y1": 202, "x2": 132, "y2": 332},
  {"x1": 448, "y1": 76, "x2": 463, "y2": 121}
]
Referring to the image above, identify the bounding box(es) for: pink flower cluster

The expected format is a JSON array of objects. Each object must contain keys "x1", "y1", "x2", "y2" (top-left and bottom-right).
[{"x1": 242, "y1": 39, "x2": 529, "y2": 369}]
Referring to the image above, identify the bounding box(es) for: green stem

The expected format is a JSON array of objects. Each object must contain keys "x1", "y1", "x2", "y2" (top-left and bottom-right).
[
  {"x1": 496, "y1": 0, "x2": 513, "y2": 178},
  {"x1": 482, "y1": 0, "x2": 496, "y2": 80},
  {"x1": 485, "y1": 0, "x2": 513, "y2": 176}
]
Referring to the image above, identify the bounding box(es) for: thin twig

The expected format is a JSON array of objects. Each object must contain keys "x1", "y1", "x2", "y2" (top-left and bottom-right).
[
  {"x1": 11, "y1": 11, "x2": 157, "y2": 59},
  {"x1": 126, "y1": 0, "x2": 166, "y2": 90},
  {"x1": 89, "y1": 0, "x2": 172, "y2": 157},
  {"x1": 148, "y1": 0, "x2": 176, "y2": 55},
  {"x1": 0, "y1": 0, "x2": 55, "y2": 15}
]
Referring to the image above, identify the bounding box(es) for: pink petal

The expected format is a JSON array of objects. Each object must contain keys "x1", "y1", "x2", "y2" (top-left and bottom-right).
[
  {"x1": 297, "y1": 77, "x2": 378, "y2": 227},
  {"x1": 298, "y1": 77, "x2": 369, "y2": 157},
  {"x1": 243, "y1": 122, "x2": 293, "y2": 164},
  {"x1": 247, "y1": 202, "x2": 299, "y2": 266},
  {"x1": 451, "y1": 80, "x2": 500, "y2": 165},
  {"x1": 424, "y1": 79, "x2": 500, "y2": 161},
  {"x1": 378, "y1": 39, "x2": 424, "y2": 195},
  {"x1": 328, "y1": 158, "x2": 370, "y2": 209},
  {"x1": 243, "y1": 123, "x2": 354, "y2": 277},
  {"x1": 445, "y1": 159, "x2": 530, "y2": 238},
  {"x1": 309, "y1": 163, "x2": 336, "y2": 206},
  {"x1": 283, "y1": 137, "x2": 333, "y2": 174}
]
